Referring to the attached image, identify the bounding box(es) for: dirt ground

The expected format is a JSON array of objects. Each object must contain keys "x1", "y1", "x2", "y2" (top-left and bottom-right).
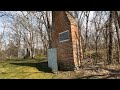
[
  {"x1": 59, "y1": 64, "x2": 120, "y2": 79},
  {"x1": 55, "y1": 59, "x2": 120, "y2": 79}
]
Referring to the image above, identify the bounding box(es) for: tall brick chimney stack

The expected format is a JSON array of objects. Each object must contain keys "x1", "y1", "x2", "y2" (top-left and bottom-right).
[{"x1": 51, "y1": 11, "x2": 81, "y2": 70}]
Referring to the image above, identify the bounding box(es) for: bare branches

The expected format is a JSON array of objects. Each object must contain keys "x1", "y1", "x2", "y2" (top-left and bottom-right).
[{"x1": 0, "y1": 11, "x2": 119, "y2": 64}]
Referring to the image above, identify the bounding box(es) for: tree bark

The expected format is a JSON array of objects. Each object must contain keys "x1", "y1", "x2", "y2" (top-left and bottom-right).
[
  {"x1": 108, "y1": 11, "x2": 113, "y2": 64},
  {"x1": 114, "y1": 11, "x2": 120, "y2": 63}
]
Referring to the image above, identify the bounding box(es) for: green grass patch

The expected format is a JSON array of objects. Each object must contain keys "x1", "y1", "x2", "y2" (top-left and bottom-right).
[
  {"x1": 0, "y1": 57, "x2": 114, "y2": 79},
  {"x1": 0, "y1": 58, "x2": 56, "y2": 79}
]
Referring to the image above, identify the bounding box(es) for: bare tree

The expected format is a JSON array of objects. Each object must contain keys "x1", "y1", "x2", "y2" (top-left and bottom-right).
[
  {"x1": 107, "y1": 11, "x2": 113, "y2": 64},
  {"x1": 113, "y1": 11, "x2": 120, "y2": 63},
  {"x1": 84, "y1": 11, "x2": 90, "y2": 56},
  {"x1": 0, "y1": 31, "x2": 4, "y2": 52}
]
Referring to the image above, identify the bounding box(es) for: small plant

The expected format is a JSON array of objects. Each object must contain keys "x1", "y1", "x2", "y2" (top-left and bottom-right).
[
  {"x1": 91, "y1": 52, "x2": 103, "y2": 59},
  {"x1": 34, "y1": 54, "x2": 46, "y2": 60}
]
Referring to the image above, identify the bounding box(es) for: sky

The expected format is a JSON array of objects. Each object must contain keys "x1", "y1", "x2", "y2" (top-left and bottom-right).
[{"x1": 0, "y1": 21, "x2": 3, "y2": 32}]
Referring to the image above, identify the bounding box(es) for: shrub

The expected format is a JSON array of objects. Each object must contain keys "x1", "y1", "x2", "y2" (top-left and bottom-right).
[
  {"x1": 0, "y1": 51, "x2": 7, "y2": 60},
  {"x1": 113, "y1": 50, "x2": 119, "y2": 59},
  {"x1": 91, "y1": 52, "x2": 103, "y2": 59},
  {"x1": 34, "y1": 54, "x2": 46, "y2": 60},
  {"x1": 84, "y1": 50, "x2": 103, "y2": 59}
]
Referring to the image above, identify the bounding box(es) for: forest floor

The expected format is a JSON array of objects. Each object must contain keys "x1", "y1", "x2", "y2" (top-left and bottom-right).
[{"x1": 0, "y1": 58, "x2": 120, "y2": 79}]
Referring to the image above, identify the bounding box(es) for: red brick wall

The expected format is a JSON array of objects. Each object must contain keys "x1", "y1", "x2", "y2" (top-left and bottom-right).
[{"x1": 52, "y1": 11, "x2": 80, "y2": 70}]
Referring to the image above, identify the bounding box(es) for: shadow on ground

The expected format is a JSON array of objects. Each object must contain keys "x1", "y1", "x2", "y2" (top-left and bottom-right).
[
  {"x1": 76, "y1": 73, "x2": 120, "y2": 79},
  {"x1": 76, "y1": 74, "x2": 107, "y2": 79},
  {"x1": 99, "y1": 67, "x2": 120, "y2": 79},
  {"x1": 76, "y1": 67, "x2": 120, "y2": 79},
  {"x1": 10, "y1": 61, "x2": 52, "y2": 73}
]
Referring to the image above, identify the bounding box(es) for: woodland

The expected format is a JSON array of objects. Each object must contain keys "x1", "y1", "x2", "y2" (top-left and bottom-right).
[{"x1": 0, "y1": 11, "x2": 120, "y2": 79}]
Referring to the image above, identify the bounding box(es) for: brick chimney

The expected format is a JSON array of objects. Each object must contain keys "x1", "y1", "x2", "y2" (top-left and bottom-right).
[{"x1": 52, "y1": 11, "x2": 80, "y2": 70}]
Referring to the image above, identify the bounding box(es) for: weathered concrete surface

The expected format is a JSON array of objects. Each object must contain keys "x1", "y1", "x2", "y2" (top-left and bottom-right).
[{"x1": 48, "y1": 48, "x2": 58, "y2": 72}]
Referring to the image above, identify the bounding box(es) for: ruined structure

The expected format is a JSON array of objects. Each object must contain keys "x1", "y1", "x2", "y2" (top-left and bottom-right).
[{"x1": 51, "y1": 11, "x2": 81, "y2": 70}]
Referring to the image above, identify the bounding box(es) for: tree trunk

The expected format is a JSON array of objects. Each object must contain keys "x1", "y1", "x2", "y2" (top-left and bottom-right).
[
  {"x1": 95, "y1": 36, "x2": 98, "y2": 64},
  {"x1": 83, "y1": 11, "x2": 90, "y2": 58},
  {"x1": 79, "y1": 31, "x2": 83, "y2": 66},
  {"x1": 114, "y1": 11, "x2": 120, "y2": 63},
  {"x1": 108, "y1": 11, "x2": 113, "y2": 64},
  {"x1": 48, "y1": 28, "x2": 52, "y2": 49},
  {"x1": 105, "y1": 24, "x2": 109, "y2": 65}
]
